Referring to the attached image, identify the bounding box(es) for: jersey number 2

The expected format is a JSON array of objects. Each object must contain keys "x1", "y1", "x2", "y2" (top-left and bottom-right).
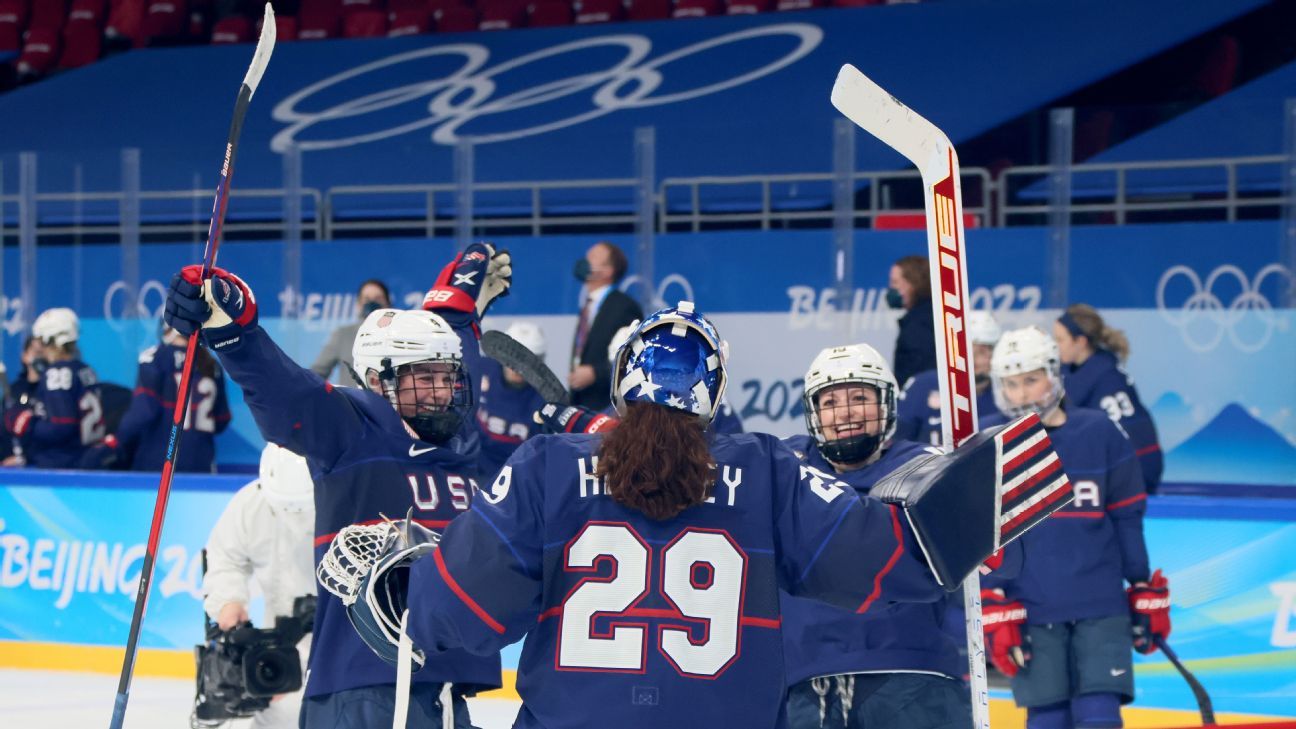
[{"x1": 558, "y1": 522, "x2": 746, "y2": 678}]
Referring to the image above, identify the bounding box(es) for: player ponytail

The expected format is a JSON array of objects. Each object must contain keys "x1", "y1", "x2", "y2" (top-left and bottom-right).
[
  {"x1": 596, "y1": 402, "x2": 714, "y2": 521},
  {"x1": 1063, "y1": 303, "x2": 1130, "y2": 362}
]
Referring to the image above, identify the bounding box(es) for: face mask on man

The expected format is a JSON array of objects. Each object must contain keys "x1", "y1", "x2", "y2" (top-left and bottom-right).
[
  {"x1": 885, "y1": 288, "x2": 905, "y2": 309},
  {"x1": 360, "y1": 300, "x2": 384, "y2": 319},
  {"x1": 573, "y1": 258, "x2": 592, "y2": 283}
]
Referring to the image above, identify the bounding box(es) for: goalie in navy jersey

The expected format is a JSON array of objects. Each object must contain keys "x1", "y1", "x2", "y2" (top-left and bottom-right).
[
  {"x1": 895, "y1": 310, "x2": 1000, "y2": 447},
  {"x1": 980, "y1": 326, "x2": 1170, "y2": 729},
  {"x1": 85, "y1": 325, "x2": 231, "y2": 472},
  {"x1": 3, "y1": 308, "x2": 104, "y2": 469},
  {"x1": 782, "y1": 342, "x2": 1014, "y2": 729},
  {"x1": 164, "y1": 243, "x2": 512, "y2": 729},
  {"x1": 316, "y1": 302, "x2": 1072, "y2": 729},
  {"x1": 1052, "y1": 304, "x2": 1162, "y2": 493},
  {"x1": 475, "y1": 321, "x2": 549, "y2": 482}
]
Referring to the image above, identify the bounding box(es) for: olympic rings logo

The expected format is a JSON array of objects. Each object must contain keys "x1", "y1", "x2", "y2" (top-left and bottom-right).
[
  {"x1": 270, "y1": 24, "x2": 823, "y2": 151},
  {"x1": 620, "y1": 272, "x2": 694, "y2": 310},
  {"x1": 1155, "y1": 264, "x2": 1292, "y2": 353},
  {"x1": 103, "y1": 279, "x2": 169, "y2": 331}
]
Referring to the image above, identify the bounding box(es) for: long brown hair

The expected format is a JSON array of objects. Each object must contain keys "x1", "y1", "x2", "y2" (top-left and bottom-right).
[
  {"x1": 1064, "y1": 303, "x2": 1130, "y2": 362},
  {"x1": 596, "y1": 403, "x2": 714, "y2": 521},
  {"x1": 894, "y1": 255, "x2": 931, "y2": 302}
]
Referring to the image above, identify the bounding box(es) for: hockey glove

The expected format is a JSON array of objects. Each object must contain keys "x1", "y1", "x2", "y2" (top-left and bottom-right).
[
  {"x1": 79, "y1": 434, "x2": 122, "y2": 470},
  {"x1": 3, "y1": 405, "x2": 34, "y2": 440},
  {"x1": 165, "y1": 265, "x2": 259, "y2": 352},
  {"x1": 422, "y1": 243, "x2": 512, "y2": 319},
  {"x1": 982, "y1": 588, "x2": 1029, "y2": 677},
  {"x1": 317, "y1": 516, "x2": 441, "y2": 669},
  {"x1": 1128, "y1": 569, "x2": 1171, "y2": 654},
  {"x1": 533, "y1": 402, "x2": 619, "y2": 434}
]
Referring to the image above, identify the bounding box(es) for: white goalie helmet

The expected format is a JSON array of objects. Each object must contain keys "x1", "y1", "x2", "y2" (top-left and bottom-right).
[
  {"x1": 802, "y1": 343, "x2": 898, "y2": 464},
  {"x1": 967, "y1": 310, "x2": 1002, "y2": 346},
  {"x1": 991, "y1": 326, "x2": 1064, "y2": 419},
  {"x1": 351, "y1": 308, "x2": 470, "y2": 443},
  {"x1": 32, "y1": 307, "x2": 80, "y2": 347},
  {"x1": 258, "y1": 443, "x2": 313, "y2": 514},
  {"x1": 504, "y1": 321, "x2": 547, "y2": 358}
]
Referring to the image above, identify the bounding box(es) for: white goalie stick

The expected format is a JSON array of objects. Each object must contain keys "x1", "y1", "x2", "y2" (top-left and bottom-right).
[
  {"x1": 831, "y1": 64, "x2": 991, "y2": 728},
  {"x1": 108, "y1": 6, "x2": 276, "y2": 729}
]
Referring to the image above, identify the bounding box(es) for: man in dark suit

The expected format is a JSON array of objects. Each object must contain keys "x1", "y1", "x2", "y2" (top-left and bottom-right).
[{"x1": 569, "y1": 241, "x2": 643, "y2": 410}]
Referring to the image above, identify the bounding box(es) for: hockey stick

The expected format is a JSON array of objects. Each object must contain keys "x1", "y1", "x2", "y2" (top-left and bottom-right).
[
  {"x1": 109, "y1": 7, "x2": 276, "y2": 729},
  {"x1": 831, "y1": 64, "x2": 990, "y2": 729},
  {"x1": 480, "y1": 329, "x2": 569, "y2": 404},
  {"x1": 1154, "y1": 635, "x2": 1216, "y2": 726}
]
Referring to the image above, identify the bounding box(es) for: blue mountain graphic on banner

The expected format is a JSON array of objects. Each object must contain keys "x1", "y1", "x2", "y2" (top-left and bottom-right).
[
  {"x1": 1148, "y1": 390, "x2": 1197, "y2": 451},
  {"x1": 1165, "y1": 403, "x2": 1296, "y2": 486}
]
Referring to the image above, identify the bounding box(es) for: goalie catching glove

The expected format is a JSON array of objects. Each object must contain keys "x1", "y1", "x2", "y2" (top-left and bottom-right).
[
  {"x1": 422, "y1": 242, "x2": 512, "y2": 319},
  {"x1": 316, "y1": 515, "x2": 442, "y2": 668},
  {"x1": 869, "y1": 413, "x2": 1074, "y2": 589}
]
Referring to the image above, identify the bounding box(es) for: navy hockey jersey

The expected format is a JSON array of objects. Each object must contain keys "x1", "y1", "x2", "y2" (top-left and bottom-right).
[
  {"x1": 115, "y1": 341, "x2": 231, "y2": 472},
  {"x1": 984, "y1": 407, "x2": 1149, "y2": 624},
  {"x1": 779, "y1": 435, "x2": 965, "y2": 682},
  {"x1": 405, "y1": 431, "x2": 942, "y2": 729},
  {"x1": 23, "y1": 360, "x2": 102, "y2": 468},
  {"x1": 1063, "y1": 350, "x2": 1162, "y2": 492},
  {"x1": 475, "y1": 357, "x2": 547, "y2": 482},
  {"x1": 212, "y1": 324, "x2": 501, "y2": 699},
  {"x1": 895, "y1": 369, "x2": 996, "y2": 447}
]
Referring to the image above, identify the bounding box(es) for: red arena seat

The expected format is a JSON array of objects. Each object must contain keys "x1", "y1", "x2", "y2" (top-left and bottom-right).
[
  {"x1": 210, "y1": 14, "x2": 250, "y2": 43},
  {"x1": 433, "y1": 4, "x2": 475, "y2": 32},
  {"x1": 342, "y1": 7, "x2": 386, "y2": 35},
  {"x1": 574, "y1": 0, "x2": 622, "y2": 23},
  {"x1": 297, "y1": 0, "x2": 341, "y2": 39},
  {"x1": 57, "y1": 19, "x2": 102, "y2": 67},
  {"x1": 28, "y1": 0, "x2": 68, "y2": 31},
  {"x1": 141, "y1": 0, "x2": 188, "y2": 43},
  {"x1": 0, "y1": 0, "x2": 28, "y2": 52},
  {"x1": 626, "y1": 0, "x2": 669, "y2": 20},
  {"x1": 672, "y1": 0, "x2": 719, "y2": 17},
  {"x1": 477, "y1": 0, "x2": 524, "y2": 30},
  {"x1": 528, "y1": 0, "x2": 571, "y2": 26},
  {"x1": 725, "y1": 0, "x2": 769, "y2": 13},
  {"x1": 68, "y1": 0, "x2": 107, "y2": 26},
  {"x1": 386, "y1": 7, "x2": 430, "y2": 35},
  {"x1": 17, "y1": 27, "x2": 61, "y2": 78},
  {"x1": 775, "y1": 0, "x2": 824, "y2": 10}
]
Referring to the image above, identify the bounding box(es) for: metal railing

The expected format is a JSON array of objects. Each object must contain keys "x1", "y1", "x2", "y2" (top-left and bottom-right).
[{"x1": 0, "y1": 154, "x2": 1288, "y2": 242}]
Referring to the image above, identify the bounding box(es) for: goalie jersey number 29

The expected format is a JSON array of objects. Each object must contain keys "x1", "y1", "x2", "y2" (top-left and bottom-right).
[{"x1": 401, "y1": 432, "x2": 941, "y2": 729}]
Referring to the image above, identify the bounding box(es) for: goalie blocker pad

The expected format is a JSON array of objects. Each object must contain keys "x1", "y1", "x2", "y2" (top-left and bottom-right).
[{"x1": 871, "y1": 413, "x2": 1072, "y2": 590}]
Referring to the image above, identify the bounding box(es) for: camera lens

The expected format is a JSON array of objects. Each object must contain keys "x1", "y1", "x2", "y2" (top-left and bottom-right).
[{"x1": 242, "y1": 646, "x2": 301, "y2": 697}]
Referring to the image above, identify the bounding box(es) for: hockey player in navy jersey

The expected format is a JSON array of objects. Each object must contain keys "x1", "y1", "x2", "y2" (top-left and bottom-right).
[
  {"x1": 86, "y1": 326, "x2": 231, "y2": 472},
  {"x1": 319, "y1": 302, "x2": 1073, "y2": 729},
  {"x1": 164, "y1": 242, "x2": 512, "y2": 729},
  {"x1": 3, "y1": 308, "x2": 104, "y2": 468},
  {"x1": 1053, "y1": 304, "x2": 1162, "y2": 493},
  {"x1": 781, "y1": 343, "x2": 983, "y2": 729},
  {"x1": 981, "y1": 326, "x2": 1170, "y2": 729},
  {"x1": 895, "y1": 310, "x2": 1000, "y2": 447},
  {"x1": 476, "y1": 321, "x2": 549, "y2": 481}
]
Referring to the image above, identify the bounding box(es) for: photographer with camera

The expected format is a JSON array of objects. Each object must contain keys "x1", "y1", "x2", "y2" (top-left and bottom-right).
[{"x1": 198, "y1": 443, "x2": 316, "y2": 728}]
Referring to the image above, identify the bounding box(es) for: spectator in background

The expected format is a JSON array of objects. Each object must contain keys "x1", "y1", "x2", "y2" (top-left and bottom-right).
[
  {"x1": 569, "y1": 241, "x2": 642, "y2": 410},
  {"x1": 203, "y1": 443, "x2": 316, "y2": 729},
  {"x1": 888, "y1": 255, "x2": 937, "y2": 388},
  {"x1": 476, "y1": 321, "x2": 549, "y2": 482},
  {"x1": 2, "y1": 309, "x2": 103, "y2": 468},
  {"x1": 310, "y1": 279, "x2": 391, "y2": 385},
  {"x1": 1054, "y1": 303, "x2": 1163, "y2": 493},
  {"x1": 895, "y1": 310, "x2": 1001, "y2": 446},
  {"x1": 10, "y1": 335, "x2": 45, "y2": 406},
  {"x1": 83, "y1": 325, "x2": 231, "y2": 472}
]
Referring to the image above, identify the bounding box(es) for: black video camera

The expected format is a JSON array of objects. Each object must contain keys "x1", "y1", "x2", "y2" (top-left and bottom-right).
[{"x1": 191, "y1": 595, "x2": 316, "y2": 727}]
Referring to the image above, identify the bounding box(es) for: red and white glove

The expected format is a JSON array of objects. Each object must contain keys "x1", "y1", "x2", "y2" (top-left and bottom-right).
[
  {"x1": 1128, "y1": 569, "x2": 1171, "y2": 654},
  {"x1": 4, "y1": 406, "x2": 34, "y2": 439},
  {"x1": 422, "y1": 243, "x2": 512, "y2": 318},
  {"x1": 533, "y1": 403, "x2": 618, "y2": 434},
  {"x1": 981, "y1": 588, "x2": 1029, "y2": 676}
]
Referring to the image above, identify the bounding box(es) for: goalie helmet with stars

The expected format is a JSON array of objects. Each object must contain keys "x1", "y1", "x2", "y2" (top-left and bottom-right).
[{"x1": 611, "y1": 301, "x2": 728, "y2": 424}]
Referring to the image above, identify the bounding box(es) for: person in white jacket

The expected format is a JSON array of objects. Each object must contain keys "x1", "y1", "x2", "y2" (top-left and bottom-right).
[{"x1": 202, "y1": 443, "x2": 316, "y2": 729}]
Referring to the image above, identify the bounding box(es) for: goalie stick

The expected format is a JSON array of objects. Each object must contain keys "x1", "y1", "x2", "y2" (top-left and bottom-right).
[
  {"x1": 109, "y1": 7, "x2": 276, "y2": 728},
  {"x1": 830, "y1": 64, "x2": 991, "y2": 729},
  {"x1": 480, "y1": 329, "x2": 569, "y2": 404}
]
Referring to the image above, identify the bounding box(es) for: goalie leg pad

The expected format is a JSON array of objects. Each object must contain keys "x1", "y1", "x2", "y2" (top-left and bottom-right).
[{"x1": 870, "y1": 413, "x2": 1072, "y2": 589}]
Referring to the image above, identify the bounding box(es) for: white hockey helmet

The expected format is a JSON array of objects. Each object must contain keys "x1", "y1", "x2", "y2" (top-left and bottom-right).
[
  {"x1": 32, "y1": 307, "x2": 80, "y2": 347},
  {"x1": 967, "y1": 310, "x2": 1002, "y2": 346},
  {"x1": 259, "y1": 443, "x2": 314, "y2": 514},
  {"x1": 351, "y1": 308, "x2": 470, "y2": 443},
  {"x1": 802, "y1": 343, "x2": 899, "y2": 464},
  {"x1": 504, "y1": 321, "x2": 547, "y2": 358},
  {"x1": 991, "y1": 326, "x2": 1064, "y2": 419}
]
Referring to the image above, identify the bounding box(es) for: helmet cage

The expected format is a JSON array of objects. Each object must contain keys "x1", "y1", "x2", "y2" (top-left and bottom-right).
[
  {"x1": 375, "y1": 357, "x2": 472, "y2": 444},
  {"x1": 803, "y1": 379, "x2": 896, "y2": 465}
]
